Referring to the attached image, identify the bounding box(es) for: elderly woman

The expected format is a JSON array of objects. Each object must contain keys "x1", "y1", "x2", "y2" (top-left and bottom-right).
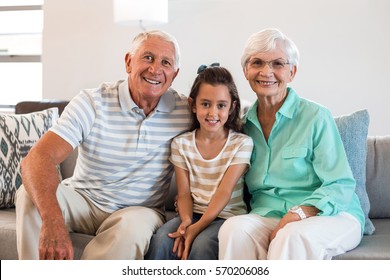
[{"x1": 218, "y1": 28, "x2": 364, "y2": 260}]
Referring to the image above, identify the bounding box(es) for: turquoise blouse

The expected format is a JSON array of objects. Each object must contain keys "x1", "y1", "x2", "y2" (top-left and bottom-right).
[{"x1": 244, "y1": 87, "x2": 365, "y2": 234}]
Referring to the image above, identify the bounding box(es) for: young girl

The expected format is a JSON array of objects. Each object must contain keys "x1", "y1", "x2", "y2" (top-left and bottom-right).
[{"x1": 145, "y1": 65, "x2": 253, "y2": 260}]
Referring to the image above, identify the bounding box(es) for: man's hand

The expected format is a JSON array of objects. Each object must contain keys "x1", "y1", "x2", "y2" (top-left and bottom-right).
[{"x1": 39, "y1": 219, "x2": 74, "y2": 260}]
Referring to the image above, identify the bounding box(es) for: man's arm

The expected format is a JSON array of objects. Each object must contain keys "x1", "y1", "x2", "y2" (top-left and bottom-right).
[{"x1": 21, "y1": 131, "x2": 74, "y2": 259}]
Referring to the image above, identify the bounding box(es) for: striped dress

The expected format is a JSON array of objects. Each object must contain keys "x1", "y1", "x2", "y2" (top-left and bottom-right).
[
  {"x1": 170, "y1": 129, "x2": 254, "y2": 219},
  {"x1": 50, "y1": 80, "x2": 191, "y2": 213}
]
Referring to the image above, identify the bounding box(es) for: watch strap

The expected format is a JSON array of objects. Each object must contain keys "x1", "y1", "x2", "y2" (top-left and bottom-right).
[{"x1": 289, "y1": 206, "x2": 307, "y2": 220}]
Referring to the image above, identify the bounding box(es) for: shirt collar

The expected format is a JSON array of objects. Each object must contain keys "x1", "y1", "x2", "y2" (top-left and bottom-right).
[
  {"x1": 277, "y1": 87, "x2": 299, "y2": 119},
  {"x1": 118, "y1": 78, "x2": 176, "y2": 113},
  {"x1": 156, "y1": 88, "x2": 176, "y2": 113},
  {"x1": 118, "y1": 79, "x2": 136, "y2": 112}
]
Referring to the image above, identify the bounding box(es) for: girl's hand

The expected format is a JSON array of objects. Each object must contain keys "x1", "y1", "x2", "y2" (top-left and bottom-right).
[
  {"x1": 168, "y1": 219, "x2": 192, "y2": 258},
  {"x1": 180, "y1": 224, "x2": 202, "y2": 260}
]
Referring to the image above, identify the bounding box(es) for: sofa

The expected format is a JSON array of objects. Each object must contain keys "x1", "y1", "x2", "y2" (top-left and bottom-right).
[{"x1": 0, "y1": 101, "x2": 389, "y2": 260}]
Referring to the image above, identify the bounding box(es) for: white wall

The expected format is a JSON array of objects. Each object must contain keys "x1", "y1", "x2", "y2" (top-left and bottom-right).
[{"x1": 43, "y1": 0, "x2": 390, "y2": 135}]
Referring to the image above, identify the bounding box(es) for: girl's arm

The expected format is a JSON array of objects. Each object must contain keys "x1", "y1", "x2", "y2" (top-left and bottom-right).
[
  {"x1": 180, "y1": 163, "x2": 248, "y2": 259},
  {"x1": 175, "y1": 165, "x2": 193, "y2": 227},
  {"x1": 191, "y1": 163, "x2": 248, "y2": 233},
  {"x1": 168, "y1": 165, "x2": 193, "y2": 257}
]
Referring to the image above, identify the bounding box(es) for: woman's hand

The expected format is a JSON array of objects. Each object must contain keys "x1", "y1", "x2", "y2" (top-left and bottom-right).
[
  {"x1": 269, "y1": 212, "x2": 299, "y2": 242},
  {"x1": 270, "y1": 206, "x2": 319, "y2": 242}
]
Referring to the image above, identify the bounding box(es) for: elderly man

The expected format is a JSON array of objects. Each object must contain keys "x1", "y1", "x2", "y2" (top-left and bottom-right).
[{"x1": 15, "y1": 30, "x2": 191, "y2": 260}]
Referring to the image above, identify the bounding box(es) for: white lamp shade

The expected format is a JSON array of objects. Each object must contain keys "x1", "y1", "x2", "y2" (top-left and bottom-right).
[{"x1": 114, "y1": 0, "x2": 168, "y2": 26}]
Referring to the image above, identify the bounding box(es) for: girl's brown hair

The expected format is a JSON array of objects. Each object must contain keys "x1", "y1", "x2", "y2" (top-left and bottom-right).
[{"x1": 188, "y1": 66, "x2": 242, "y2": 132}]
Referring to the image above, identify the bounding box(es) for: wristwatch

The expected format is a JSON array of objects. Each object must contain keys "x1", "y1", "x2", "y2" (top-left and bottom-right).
[{"x1": 289, "y1": 206, "x2": 307, "y2": 220}]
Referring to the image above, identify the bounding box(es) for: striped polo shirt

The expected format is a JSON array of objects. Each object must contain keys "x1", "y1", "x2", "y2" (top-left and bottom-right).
[
  {"x1": 170, "y1": 130, "x2": 254, "y2": 219},
  {"x1": 50, "y1": 80, "x2": 191, "y2": 213}
]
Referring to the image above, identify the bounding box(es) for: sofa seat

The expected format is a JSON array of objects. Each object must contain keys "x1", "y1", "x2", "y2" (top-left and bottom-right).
[
  {"x1": 0, "y1": 208, "x2": 177, "y2": 260},
  {"x1": 333, "y1": 219, "x2": 390, "y2": 260},
  {"x1": 0, "y1": 208, "x2": 93, "y2": 260},
  {"x1": 2, "y1": 209, "x2": 390, "y2": 260},
  {"x1": 0, "y1": 209, "x2": 17, "y2": 258}
]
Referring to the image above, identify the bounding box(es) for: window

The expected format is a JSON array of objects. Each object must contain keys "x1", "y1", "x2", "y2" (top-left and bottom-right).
[{"x1": 0, "y1": 0, "x2": 43, "y2": 111}]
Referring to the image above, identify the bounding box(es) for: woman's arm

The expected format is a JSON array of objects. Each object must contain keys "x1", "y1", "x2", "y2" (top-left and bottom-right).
[{"x1": 303, "y1": 111, "x2": 356, "y2": 216}]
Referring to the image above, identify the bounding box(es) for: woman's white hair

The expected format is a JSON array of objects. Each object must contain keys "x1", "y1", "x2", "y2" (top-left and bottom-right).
[{"x1": 241, "y1": 28, "x2": 300, "y2": 70}]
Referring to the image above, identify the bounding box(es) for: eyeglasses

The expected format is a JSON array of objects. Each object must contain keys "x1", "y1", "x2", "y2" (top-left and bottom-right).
[{"x1": 247, "y1": 58, "x2": 290, "y2": 70}]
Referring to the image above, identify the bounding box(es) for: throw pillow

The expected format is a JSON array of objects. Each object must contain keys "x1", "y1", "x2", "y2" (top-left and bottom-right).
[
  {"x1": 0, "y1": 108, "x2": 59, "y2": 208},
  {"x1": 334, "y1": 109, "x2": 375, "y2": 235}
]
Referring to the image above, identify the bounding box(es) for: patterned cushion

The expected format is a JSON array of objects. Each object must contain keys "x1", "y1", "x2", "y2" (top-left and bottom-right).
[{"x1": 0, "y1": 108, "x2": 59, "y2": 208}]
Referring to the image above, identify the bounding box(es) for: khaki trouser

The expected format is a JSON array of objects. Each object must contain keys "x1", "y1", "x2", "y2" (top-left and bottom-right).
[{"x1": 15, "y1": 184, "x2": 165, "y2": 260}]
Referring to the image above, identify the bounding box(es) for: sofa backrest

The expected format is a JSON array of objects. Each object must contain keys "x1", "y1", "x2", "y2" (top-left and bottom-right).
[
  {"x1": 15, "y1": 100, "x2": 69, "y2": 115},
  {"x1": 15, "y1": 100, "x2": 74, "y2": 180},
  {"x1": 366, "y1": 136, "x2": 390, "y2": 219},
  {"x1": 16, "y1": 101, "x2": 390, "y2": 219},
  {"x1": 61, "y1": 148, "x2": 78, "y2": 179}
]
